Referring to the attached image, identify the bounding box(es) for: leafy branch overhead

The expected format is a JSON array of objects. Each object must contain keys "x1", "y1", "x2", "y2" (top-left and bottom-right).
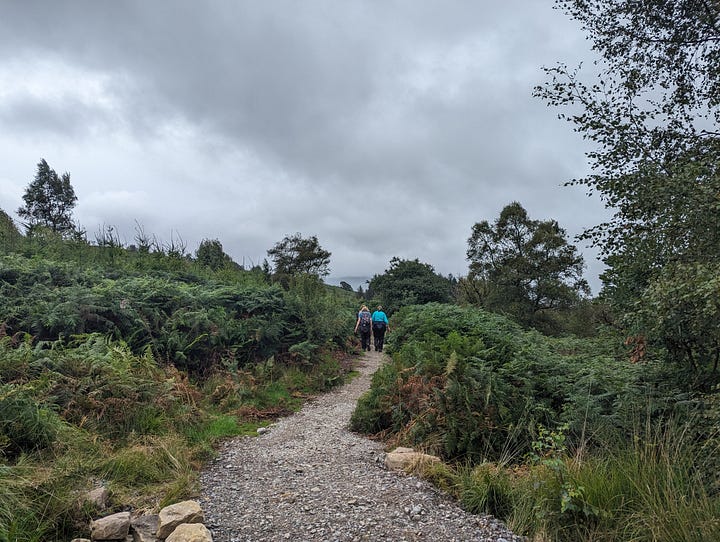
[{"x1": 536, "y1": 0, "x2": 720, "y2": 376}]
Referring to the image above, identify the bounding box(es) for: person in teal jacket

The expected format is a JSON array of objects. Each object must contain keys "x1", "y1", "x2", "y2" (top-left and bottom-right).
[{"x1": 371, "y1": 305, "x2": 389, "y2": 352}]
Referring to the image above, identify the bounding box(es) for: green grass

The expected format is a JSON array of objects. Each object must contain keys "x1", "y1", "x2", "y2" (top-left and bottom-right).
[
  {"x1": 0, "y1": 337, "x2": 353, "y2": 540},
  {"x1": 418, "y1": 419, "x2": 720, "y2": 542},
  {"x1": 0, "y1": 222, "x2": 358, "y2": 540}
]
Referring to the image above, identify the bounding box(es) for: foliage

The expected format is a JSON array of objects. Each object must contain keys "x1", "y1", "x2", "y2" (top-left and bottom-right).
[
  {"x1": 0, "y1": 331, "x2": 355, "y2": 539},
  {"x1": 536, "y1": 1, "x2": 720, "y2": 378},
  {"x1": 465, "y1": 202, "x2": 589, "y2": 333},
  {"x1": 0, "y1": 220, "x2": 357, "y2": 539},
  {"x1": 0, "y1": 255, "x2": 282, "y2": 373},
  {"x1": 351, "y1": 303, "x2": 689, "y2": 462},
  {"x1": 369, "y1": 304, "x2": 720, "y2": 540},
  {"x1": 267, "y1": 232, "x2": 331, "y2": 282},
  {"x1": 0, "y1": 210, "x2": 22, "y2": 254},
  {"x1": 0, "y1": 385, "x2": 63, "y2": 457},
  {"x1": 367, "y1": 257, "x2": 452, "y2": 314},
  {"x1": 17, "y1": 159, "x2": 78, "y2": 236},
  {"x1": 195, "y1": 238, "x2": 234, "y2": 271},
  {"x1": 0, "y1": 249, "x2": 360, "y2": 375},
  {"x1": 634, "y1": 261, "x2": 720, "y2": 385},
  {"x1": 422, "y1": 416, "x2": 720, "y2": 542},
  {"x1": 283, "y1": 275, "x2": 357, "y2": 354},
  {"x1": 353, "y1": 299, "x2": 720, "y2": 541}
]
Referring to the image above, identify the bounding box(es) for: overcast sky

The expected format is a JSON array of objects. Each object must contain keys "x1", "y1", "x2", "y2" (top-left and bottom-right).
[{"x1": 0, "y1": 0, "x2": 610, "y2": 292}]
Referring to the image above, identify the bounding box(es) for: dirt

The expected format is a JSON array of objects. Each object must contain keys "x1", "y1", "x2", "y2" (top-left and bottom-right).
[{"x1": 200, "y1": 350, "x2": 524, "y2": 542}]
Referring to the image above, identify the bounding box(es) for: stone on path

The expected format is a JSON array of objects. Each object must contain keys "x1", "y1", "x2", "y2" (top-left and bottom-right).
[
  {"x1": 384, "y1": 446, "x2": 441, "y2": 471},
  {"x1": 90, "y1": 511, "x2": 131, "y2": 540},
  {"x1": 164, "y1": 523, "x2": 213, "y2": 542},
  {"x1": 157, "y1": 500, "x2": 204, "y2": 539}
]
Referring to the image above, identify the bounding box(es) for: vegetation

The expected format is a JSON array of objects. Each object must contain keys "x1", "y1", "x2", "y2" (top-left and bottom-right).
[
  {"x1": 464, "y1": 202, "x2": 589, "y2": 334},
  {"x1": 17, "y1": 159, "x2": 78, "y2": 236},
  {"x1": 195, "y1": 238, "x2": 235, "y2": 271},
  {"x1": 267, "y1": 232, "x2": 332, "y2": 284},
  {"x1": 351, "y1": 303, "x2": 720, "y2": 541},
  {"x1": 535, "y1": 0, "x2": 720, "y2": 375},
  {"x1": 367, "y1": 257, "x2": 452, "y2": 314},
  {"x1": 0, "y1": 219, "x2": 358, "y2": 541}
]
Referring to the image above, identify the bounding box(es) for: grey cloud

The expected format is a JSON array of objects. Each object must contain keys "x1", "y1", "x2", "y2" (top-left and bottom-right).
[
  {"x1": 0, "y1": 94, "x2": 115, "y2": 138},
  {"x1": 0, "y1": 0, "x2": 608, "y2": 290}
]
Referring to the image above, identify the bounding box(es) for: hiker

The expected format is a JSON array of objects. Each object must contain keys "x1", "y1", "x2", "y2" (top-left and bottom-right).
[
  {"x1": 371, "y1": 305, "x2": 389, "y2": 352},
  {"x1": 354, "y1": 305, "x2": 372, "y2": 351}
]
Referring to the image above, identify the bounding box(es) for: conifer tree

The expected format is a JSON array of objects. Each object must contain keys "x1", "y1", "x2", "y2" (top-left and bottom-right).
[{"x1": 18, "y1": 159, "x2": 78, "y2": 235}]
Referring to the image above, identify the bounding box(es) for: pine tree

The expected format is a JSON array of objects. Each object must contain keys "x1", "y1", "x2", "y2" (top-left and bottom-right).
[{"x1": 18, "y1": 159, "x2": 78, "y2": 235}]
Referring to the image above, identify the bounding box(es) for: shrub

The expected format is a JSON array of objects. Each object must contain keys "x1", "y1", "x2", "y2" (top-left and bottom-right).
[
  {"x1": 352, "y1": 303, "x2": 660, "y2": 462},
  {"x1": 0, "y1": 386, "x2": 63, "y2": 457}
]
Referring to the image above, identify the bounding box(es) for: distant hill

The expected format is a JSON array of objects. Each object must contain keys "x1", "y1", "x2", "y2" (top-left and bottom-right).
[{"x1": 327, "y1": 276, "x2": 369, "y2": 291}]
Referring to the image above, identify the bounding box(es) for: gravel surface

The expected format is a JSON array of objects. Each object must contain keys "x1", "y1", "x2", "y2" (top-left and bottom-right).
[{"x1": 200, "y1": 351, "x2": 525, "y2": 542}]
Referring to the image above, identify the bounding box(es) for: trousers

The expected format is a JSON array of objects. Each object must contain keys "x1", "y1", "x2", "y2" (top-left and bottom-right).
[
  {"x1": 373, "y1": 324, "x2": 386, "y2": 351},
  {"x1": 359, "y1": 329, "x2": 371, "y2": 351}
]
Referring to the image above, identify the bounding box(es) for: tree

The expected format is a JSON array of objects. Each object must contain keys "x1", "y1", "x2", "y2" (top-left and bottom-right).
[
  {"x1": 0, "y1": 208, "x2": 22, "y2": 252},
  {"x1": 267, "y1": 233, "x2": 331, "y2": 280},
  {"x1": 18, "y1": 159, "x2": 78, "y2": 235},
  {"x1": 535, "y1": 0, "x2": 720, "y2": 301},
  {"x1": 466, "y1": 202, "x2": 589, "y2": 329},
  {"x1": 536, "y1": 1, "x2": 720, "y2": 372},
  {"x1": 368, "y1": 257, "x2": 452, "y2": 314},
  {"x1": 195, "y1": 238, "x2": 233, "y2": 271}
]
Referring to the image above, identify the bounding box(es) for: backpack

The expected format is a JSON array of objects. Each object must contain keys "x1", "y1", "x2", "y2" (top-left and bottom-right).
[{"x1": 359, "y1": 311, "x2": 371, "y2": 332}]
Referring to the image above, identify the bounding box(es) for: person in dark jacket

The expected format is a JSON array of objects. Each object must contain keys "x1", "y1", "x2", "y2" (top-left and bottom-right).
[
  {"x1": 371, "y1": 305, "x2": 389, "y2": 352},
  {"x1": 354, "y1": 305, "x2": 372, "y2": 351}
]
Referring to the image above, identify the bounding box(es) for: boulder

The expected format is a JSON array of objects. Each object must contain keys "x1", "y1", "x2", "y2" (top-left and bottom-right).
[
  {"x1": 86, "y1": 487, "x2": 110, "y2": 509},
  {"x1": 90, "y1": 511, "x2": 131, "y2": 540},
  {"x1": 156, "y1": 501, "x2": 204, "y2": 539},
  {"x1": 165, "y1": 523, "x2": 213, "y2": 542},
  {"x1": 131, "y1": 514, "x2": 159, "y2": 542},
  {"x1": 385, "y1": 447, "x2": 440, "y2": 471},
  {"x1": 71, "y1": 539, "x2": 92, "y2": 542}
]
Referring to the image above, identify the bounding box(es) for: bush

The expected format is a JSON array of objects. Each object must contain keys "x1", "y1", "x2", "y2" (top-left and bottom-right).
[
  {"x1": 0, "y1": 387, "x2": 63, "y2": 457},
  {"x1": 0, "y1": 254, "x2": 357, "y2": 375},
  {"x1": 352, "y1": 303, "x2": 659, "y2": 462},
  {"x1": 0, "y1": 222, "x2": 359, "y2": 541}
]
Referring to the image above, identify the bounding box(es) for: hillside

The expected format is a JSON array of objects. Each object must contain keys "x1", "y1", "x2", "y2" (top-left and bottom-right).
[{"x1": 0, "y1": 232, "x2": 359, "y2": 541}]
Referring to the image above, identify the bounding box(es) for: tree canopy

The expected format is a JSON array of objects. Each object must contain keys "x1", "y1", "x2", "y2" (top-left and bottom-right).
[
  {"x1": 267, "y1": 233, "x2": 331, "y2": 280},
  {"x1": 0, "y1": 208, "x2": 22, "y2": 251},
  {"x1": 536, "y1": 1, "x2": 720, "y2": 291},
  {"x1": 17, "y1": 159, "x2": 78, "y2": 236},
  {"x1": 465, "y1": 202, "x2": 588, "y2": 329},
  {"x1": 368, "y1": 257, "x2": 452, "y2": 314},
  {"x1": 536, "y1": 0, "x2": 720, "y2": 378},
  {"x1": 195, "y1": 238, "x2": 233, "y2": 271}
]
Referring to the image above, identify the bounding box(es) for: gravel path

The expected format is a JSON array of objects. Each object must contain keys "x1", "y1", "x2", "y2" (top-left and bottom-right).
[{"x1": 200, "y1": 351, "x2": 525, "y2": 542}]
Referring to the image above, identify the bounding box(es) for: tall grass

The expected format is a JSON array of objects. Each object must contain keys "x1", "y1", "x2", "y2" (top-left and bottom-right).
[
  {"x1": 0, "y1": 335, "x2": 356, "y2": 540},
  {"x1": 0, "y1": 222, "x2": 360, "y2": 540},
  {"x1": 421, "y1": 416, "x2": 720, "y2": 542}
]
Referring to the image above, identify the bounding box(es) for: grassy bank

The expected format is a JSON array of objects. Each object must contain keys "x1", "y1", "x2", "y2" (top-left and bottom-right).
[{"x1": 0, "y1": 234, "x2": 360, "y2": 541}]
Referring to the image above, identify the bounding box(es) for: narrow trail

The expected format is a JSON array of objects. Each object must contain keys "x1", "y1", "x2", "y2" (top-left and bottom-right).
[{"x1": 199, "y1": 351, "x2": 523, "y2": 542}]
